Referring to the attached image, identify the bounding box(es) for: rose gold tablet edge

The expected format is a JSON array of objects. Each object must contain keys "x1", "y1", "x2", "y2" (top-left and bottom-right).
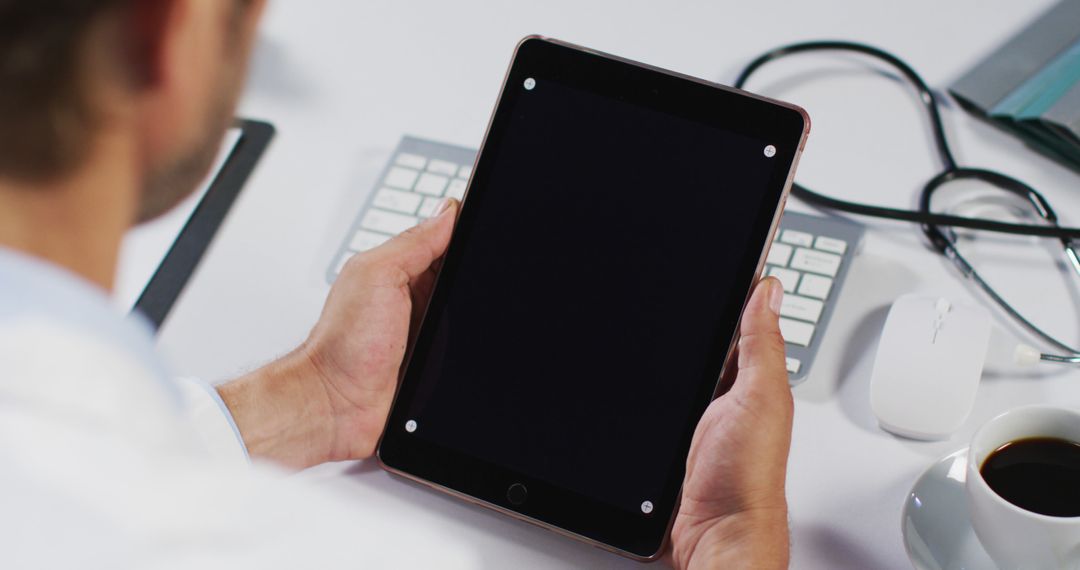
[
  {"x1": 375, "y1": 34, "x2": 811, "y2": 563},
  {"x1": 535, "y1": 36, "x2": 812, "y2": 128}
]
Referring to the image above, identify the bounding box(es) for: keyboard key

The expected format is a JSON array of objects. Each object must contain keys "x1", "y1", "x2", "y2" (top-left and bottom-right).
[
  {"x1": 781, "y1": 229, "x2": 814, "y2": 247},
  {"x1": 418, "y1": 197, "x2": 443, "y2": 217},
  {"x1": 780, "y1": 294, "x2": 824, "y2": 323},
  {"x1": 372, "y1": 188, "x2": 422, "y2": 214},
  {"x1": 457, "y1": 164, "x2": 473, "y2": 179},
  {"x1": 769, "y1": 266, "x2": 801, "y2": 293},
  {"x1": 395, "y1": 153, "x2": 427, "y2": 170},
  {"x1": 790, "y1": 248, "x2": 841, "y2": 277},
  {"x1": 786, "y1": 357, "x2": 802, "y2": 374},
  {"x1": 798, "y1": 273, "x2": 833, "y2": 300},
  {"x1": 766, "y1": 242, "x2": 793, "y2": 267},
  {"x1": 360, "y1": 208, "x2": 419, "y2": 235},
  {"x1": 415, "y1": 173, "x2": 449, "y2": 196},
  {"x1": 779, "y1": 318, "x2": 814, "y2": 347},
  {"x1": 815, "y1": 236, "x2": 848, "y2": 254},
  {"x1": 349, "y1": 229, "x2": 390, "y2": 252},
  {"x1": 385, "y1": 167, "x2": 419, "y2": 190},
  {"x1": 445, "y1": 179, "x2": 467, "y2": 200},
  {"x1": 427, "y1": 159, "x2": 459, "y2": 177}
]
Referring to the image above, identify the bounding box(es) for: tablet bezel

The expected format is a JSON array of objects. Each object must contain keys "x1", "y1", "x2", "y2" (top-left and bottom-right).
[{"x1": 378, "y1": 36, "x2": 808, "y2": 560}]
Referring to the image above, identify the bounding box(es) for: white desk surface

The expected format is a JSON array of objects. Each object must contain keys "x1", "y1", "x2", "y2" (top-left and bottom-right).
[{"x1": 153, "y1": 1, "x2": 1080, "y2": 567}]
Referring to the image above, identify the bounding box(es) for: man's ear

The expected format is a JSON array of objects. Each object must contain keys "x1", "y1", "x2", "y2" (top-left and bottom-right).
[
  {"x1": 125, "y1": 0, "x2": 181, "y2": 88},
  {"x1": 123, "y1": 0, "x2": 216, "y2": 172}
]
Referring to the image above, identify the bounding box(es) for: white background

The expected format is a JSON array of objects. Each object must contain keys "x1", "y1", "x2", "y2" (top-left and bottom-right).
[{"x1": 151, "y1": 1, "x2": 1080, "y2": 567}]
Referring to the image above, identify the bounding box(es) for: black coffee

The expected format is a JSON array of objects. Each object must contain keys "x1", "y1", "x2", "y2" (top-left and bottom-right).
[{"x1": 980, "y1": 437, "x2": 1080, "y2": 517}]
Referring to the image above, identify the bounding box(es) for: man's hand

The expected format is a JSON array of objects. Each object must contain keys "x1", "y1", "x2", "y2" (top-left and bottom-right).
[
  {"x1": 671, "y1": 277, "x2": 794, "y2": 570},
  {"x1": 219, "y1": 199, "x2": 458, "y2": 468}
]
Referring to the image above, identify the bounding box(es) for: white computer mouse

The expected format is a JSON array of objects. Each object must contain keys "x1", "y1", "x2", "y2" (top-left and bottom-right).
[{"x1": 869, "y1": 294, "x2": 992, "y2": 440}]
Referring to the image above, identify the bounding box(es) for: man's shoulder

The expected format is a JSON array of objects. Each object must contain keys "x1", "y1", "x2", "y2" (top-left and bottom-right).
[{"x1": 0, "y1": 317, "x2": 182, "y2": 433}]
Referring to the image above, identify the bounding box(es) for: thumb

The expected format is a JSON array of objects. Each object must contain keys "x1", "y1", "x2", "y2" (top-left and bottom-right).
[
  {"x1": 735, "y1": 277, "x2": 789, "y2": 390},
  {"x1": 364, "y1": 198, "x2": 458, "y2": 281}
]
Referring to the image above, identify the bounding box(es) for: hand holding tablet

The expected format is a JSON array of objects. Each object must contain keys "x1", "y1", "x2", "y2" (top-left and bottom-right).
[
  {"x1": 377, "y1": 37, "x2": 808, "y2": 559},
  {"x1": 671, "y1": 277, "x2": 793, "y2": 568}
]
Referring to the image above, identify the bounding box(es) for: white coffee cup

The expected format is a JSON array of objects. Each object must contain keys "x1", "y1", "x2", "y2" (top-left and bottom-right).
[{"x1": 966, "y1": 405, "x2": 1080, "y2": 569}]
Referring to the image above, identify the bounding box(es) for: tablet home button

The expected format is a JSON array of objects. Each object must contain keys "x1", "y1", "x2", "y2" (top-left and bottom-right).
[{"x1": 507, "y1": 483, "x2": 528, "y2": 505}]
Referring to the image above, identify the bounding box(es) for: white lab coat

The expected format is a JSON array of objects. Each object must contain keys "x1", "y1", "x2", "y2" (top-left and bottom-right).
[{"x1": 0, "y1": 248, "x2": 475, "y2": 569}]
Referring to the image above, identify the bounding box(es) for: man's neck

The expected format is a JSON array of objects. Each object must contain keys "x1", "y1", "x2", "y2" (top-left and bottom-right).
[{"x1": 0, "y1": 129, "x2": 138, "y2": 291}]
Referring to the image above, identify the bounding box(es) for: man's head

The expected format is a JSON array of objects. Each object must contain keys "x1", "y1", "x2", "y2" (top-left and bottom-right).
[{"x1": 0, "y1": 0, "x2": 265, "y2": 222}]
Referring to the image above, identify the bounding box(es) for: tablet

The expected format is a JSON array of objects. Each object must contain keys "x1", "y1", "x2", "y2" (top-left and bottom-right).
[{"x1": 378, "y1": 37, "x2": 808, "y2": 560}]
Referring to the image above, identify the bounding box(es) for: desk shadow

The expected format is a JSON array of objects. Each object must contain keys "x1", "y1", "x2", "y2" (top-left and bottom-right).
[
  {"x1": 793, "y1": 524, "x2": 902, "y2": 570},
  {"x1": 834, "y1": 304, "x2": 892, "y2": 434},
  {"x1": 344, "y1": 459, "x2": 382, "y2": 476},
  {"x1": 791, "y1": 467, "x2": 920, "y2": 570},
  {"x1": 345, "y1": 463, "x2": 655, "y2": 569}
]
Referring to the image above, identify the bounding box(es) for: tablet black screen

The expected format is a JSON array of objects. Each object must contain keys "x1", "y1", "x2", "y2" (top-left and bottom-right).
[{"x1": 380, "y1": 37, "x2": 806, "y2": 558}]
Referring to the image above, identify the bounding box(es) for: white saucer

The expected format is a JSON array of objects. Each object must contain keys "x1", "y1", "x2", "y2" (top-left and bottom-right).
[{"x1": 902, "y1": 448, "x2": 997, "y2": 569}]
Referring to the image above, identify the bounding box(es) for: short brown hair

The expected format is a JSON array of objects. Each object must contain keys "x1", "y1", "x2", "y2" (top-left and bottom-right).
[{"x1": 0, "y1": 0, "x2": 127, "y2": 181}]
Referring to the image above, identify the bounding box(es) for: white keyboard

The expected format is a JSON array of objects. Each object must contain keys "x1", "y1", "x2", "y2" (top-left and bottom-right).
[
  {"x1": 765, "y1": 228, "x2": 852, "y2": 374},
  {"x1": 329, "y1": 136, "x2": 864, "y2": 384}
]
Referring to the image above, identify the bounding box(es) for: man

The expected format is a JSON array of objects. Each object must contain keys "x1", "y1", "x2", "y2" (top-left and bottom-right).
[{"x1": 0, "y1": 1, "x2": 794, "y2": 568}]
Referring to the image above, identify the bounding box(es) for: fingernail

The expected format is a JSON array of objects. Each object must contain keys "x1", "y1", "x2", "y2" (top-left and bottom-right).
[
  {"x1": 432, "y1": 198, "x2": 452, "y2": 217},
  {"x1": 768, "y1": 278, "x2": 784, "y2": 314}
]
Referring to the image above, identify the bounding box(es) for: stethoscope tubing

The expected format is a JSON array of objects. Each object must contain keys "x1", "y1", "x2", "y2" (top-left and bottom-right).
[{"x1": 735, "y1": 40, "x2": 1080, "y2": 362}]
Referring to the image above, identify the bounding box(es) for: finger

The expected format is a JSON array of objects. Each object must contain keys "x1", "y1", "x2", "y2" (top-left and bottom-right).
[
  {"x1": 735, "y1": 277, "x2": 789, "y2": 390},
  {"x1": 360, "y1": 199, "x2": 458, "y2": 282}
]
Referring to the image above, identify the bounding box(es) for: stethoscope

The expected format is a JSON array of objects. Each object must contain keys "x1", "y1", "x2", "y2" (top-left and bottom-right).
[{"x1": 734, "y1": 41, "x2": 1080, "y2": 366}]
